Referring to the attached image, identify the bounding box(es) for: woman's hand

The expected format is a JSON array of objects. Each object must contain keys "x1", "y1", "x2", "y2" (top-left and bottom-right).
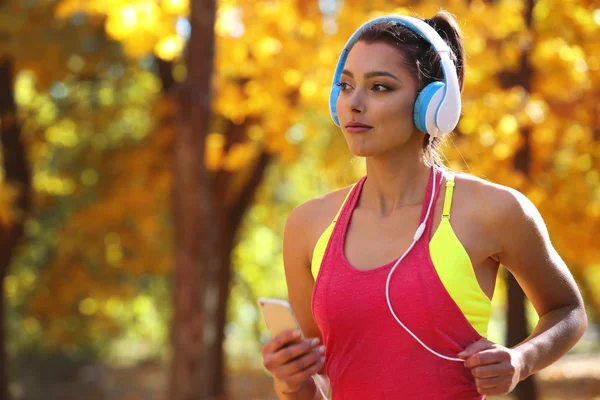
[
  {"x1": 458, "y1": 338, "x2": 525, "y2": 397},
  {"x1": 262, "y1": 329, "x2": 326, "y2": 394}
]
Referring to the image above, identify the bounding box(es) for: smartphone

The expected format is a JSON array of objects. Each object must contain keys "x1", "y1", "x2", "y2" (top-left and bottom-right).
[
  {"x1": 257, "y1": 297, "x2": 304, "y2": 339},
  {"x1": 258, "y1": 298, "x2": 331, "y2": 399}
]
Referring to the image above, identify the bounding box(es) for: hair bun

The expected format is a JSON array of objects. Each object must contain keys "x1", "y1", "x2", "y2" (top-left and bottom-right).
[{"x1": 423, "y1": 12, "x2": 465, "y2": 79}]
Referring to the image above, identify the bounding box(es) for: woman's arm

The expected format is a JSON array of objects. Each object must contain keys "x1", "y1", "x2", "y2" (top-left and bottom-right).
[
  {"x1": 283, "y1": 201, "x2": 326, "y2": 342},
  {"x1": 493, "y1": 188, "x2": 587, "y2": 374},
  {"x1": 460, "y1": 186, "x2": 588, "y2": 396},
  {"x1": 271, "y1": 197, "x2": 336, "y2": 399}
]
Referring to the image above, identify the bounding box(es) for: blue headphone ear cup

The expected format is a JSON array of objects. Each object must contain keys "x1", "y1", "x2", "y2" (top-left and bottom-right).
[
  {"x1": 413, "y1": 81, "x2": 445, "y2": 135},
  {"x1": 330, "y1": 85, "x2": 341, "y2": 126}
]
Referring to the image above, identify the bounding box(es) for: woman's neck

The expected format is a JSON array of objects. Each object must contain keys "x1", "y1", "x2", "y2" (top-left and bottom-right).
[{"x1": 361, "y1": 147, "x2": 433, "y2": 217}]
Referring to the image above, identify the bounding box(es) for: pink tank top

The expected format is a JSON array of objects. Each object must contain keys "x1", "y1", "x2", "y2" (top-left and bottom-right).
[{"x1": 312, "y1": 168, "x2": 484, "y2": 399}]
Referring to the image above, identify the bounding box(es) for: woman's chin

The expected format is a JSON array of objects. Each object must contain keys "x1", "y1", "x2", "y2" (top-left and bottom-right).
[
  {"x1": 347, "y1": 145, "x2": 379, "y2": 157},
  {"x1": 345, "y1": 132, "x2": 387, "y2": 157}
]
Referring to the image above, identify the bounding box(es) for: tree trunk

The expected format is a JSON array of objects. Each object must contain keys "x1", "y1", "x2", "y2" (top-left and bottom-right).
[
  {"x1": 169, "y1": 0, "x2": 217, "y2": 399},
  {"x1": 0, "y1": 56, "x2": 32, "y2": 400},
  {"x1": 501, "y1": 0, "x2": 538, "y2": 399},
  {"x1": 506, "y1": 271, "x2": 538, "y2": 399},
  {"x1": 571, "y1": 269, "x2": 599, "y2": 347},
  {"x1": 204, "y1": 151, "x2": 271, "y2": 399}
]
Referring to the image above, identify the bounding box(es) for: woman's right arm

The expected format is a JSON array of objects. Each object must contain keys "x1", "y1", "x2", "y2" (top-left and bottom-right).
[{"x1": 262, "y1": 200, "x2": 332, "y2": 399}]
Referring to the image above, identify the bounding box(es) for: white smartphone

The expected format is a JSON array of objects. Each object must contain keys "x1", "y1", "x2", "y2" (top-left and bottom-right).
[{"x1": 257, "y1": 297, "x2": 304, "y2": 339}]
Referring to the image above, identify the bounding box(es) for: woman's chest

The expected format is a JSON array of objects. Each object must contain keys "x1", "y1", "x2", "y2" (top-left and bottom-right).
[
  {"x1": 344, "y1": 207, "x2": 422, "y2": 270},
  {"x1": 343, "y1": 203, "x2": 499, "y2": 297}
]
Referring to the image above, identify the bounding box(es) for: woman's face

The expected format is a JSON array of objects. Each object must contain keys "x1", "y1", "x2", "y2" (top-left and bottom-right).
[{"x1": 336, "y1": 41, "x2": 420, "y2": 157}]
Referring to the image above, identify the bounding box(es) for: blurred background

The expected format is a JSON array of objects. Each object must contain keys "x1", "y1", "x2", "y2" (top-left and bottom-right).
[{"x1": 0, "y1": 0, "x2": 598, "y2": 399}]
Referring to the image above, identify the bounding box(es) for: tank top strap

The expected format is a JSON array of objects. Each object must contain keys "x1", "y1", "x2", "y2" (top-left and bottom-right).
[
  {"x1": 442, "y1": 172, "x2": 456, "y2": 219},
  {"x1": 420, "y1": 167, "x2": 445, "y2": 239},
  {"x1": 334, "y1": 175, "x2": 367, "y2": 232},
  {"x1": 333, "y1": 182, "x2": 359, "y2": 223}
]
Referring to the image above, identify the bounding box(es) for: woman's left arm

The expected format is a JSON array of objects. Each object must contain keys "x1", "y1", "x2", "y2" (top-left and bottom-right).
[{"x1": 459, "y1": 186, "x2": 588, "y2": 396}]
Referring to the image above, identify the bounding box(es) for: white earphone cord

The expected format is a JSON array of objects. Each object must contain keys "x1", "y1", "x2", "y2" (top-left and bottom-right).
[
  {"x1": 384, "y1": 142, "x2": 463, "y2": 363},
  {"x1": 313, "y1": 374, "x2": 329, "y2": 400}
]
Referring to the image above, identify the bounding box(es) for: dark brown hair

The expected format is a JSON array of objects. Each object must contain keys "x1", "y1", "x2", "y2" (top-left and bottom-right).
[{"x1": 356, "y1": 11, "x2": 466, "y2": 166}]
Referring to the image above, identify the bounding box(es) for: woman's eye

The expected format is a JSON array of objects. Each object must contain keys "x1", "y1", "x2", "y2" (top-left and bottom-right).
[
  {"x1": 336, "y1": 82, "x2": 389, "y2": 92},
  {"x1": 372, "y1": 84, "x2": 390, "y2": 92}
]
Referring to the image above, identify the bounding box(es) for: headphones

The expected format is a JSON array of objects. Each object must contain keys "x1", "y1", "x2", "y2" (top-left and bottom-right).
[{"x1": 329, "y1": 15, "x2": 462, "y2": 139}]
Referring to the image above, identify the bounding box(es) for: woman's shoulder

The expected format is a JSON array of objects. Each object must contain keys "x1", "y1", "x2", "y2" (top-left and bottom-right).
[
  {"x1": 451, "y1": 171, "x2": 539, "y2": 228},
  {"x1": 287, "y1": 184, "x2": 355, "y2": 231},
  {"x1": 285, "y1": 184, "x2": 356, "y2": 257}
]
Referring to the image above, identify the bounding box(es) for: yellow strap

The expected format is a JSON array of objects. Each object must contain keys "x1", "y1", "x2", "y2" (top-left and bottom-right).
[
  {"x1": 333, "y1": 183, "x2": 356, "y2": 223},
  {"x1": 442, "y1": 174, "x2": 455, "y2": 218}
]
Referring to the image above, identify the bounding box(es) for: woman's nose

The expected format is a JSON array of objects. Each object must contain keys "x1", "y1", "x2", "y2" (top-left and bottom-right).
[
  {"x1": 347, "y1": 92, "x2": 365, "y2": 114},
  {"x1": 351, "y1": 105, "x2": 363, "y2": 114}
]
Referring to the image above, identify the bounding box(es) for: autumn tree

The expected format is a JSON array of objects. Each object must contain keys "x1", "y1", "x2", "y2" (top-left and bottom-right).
[
  {"x1": 168, "y1": 0, "x2": 217, "y2": 398},
  {"x1": 0, "y1": 1, "x2": 160, "y2": 396},
  {"x1": 0, "y1": 0, "x2": 124, "y2": 393}
]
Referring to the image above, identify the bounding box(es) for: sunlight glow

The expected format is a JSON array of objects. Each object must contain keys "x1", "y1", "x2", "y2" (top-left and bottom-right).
[
  {"x1": 162, "y1": 0, "x2": 188, "y2": 14},
  {"x1": 216, "y1": 6, "x2": 244, "y2": 38},
  {"x1": 122, "y1": 6, "x2": 138, "y2": 28},
  {"x1": 155, "y1": 36, "x2": 185, "y2": 61},
  {"x1": 14, "y1": 71, "x2": 36, "y2": 106},
  {"x1": 176, "y1": 17, "x2": 191, "y2": 40}
]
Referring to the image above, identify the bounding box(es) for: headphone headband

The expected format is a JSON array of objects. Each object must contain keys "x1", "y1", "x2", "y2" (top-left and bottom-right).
[{"x1": 329, "y1": 15, "x2": 462, "y2": 137}]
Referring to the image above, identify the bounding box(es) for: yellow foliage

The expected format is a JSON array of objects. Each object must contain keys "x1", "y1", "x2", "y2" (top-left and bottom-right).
[
  {"x1": 161, "y1": 0, "x2": 189, "y2": 14},
  {"x1": 206, "y1": 133, "x2": 226, "y2": 171},
  {"x1": 56, "y1": 0, "x2": 179, "y2": 59},
  {"x1": 223, "y1": 142, "x2": 260, "y2": 172}
]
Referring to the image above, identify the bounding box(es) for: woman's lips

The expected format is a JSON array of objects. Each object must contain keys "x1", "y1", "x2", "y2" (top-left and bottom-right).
[{"x1": 346, "y1": 126, "x2": 372, "y2": 133}]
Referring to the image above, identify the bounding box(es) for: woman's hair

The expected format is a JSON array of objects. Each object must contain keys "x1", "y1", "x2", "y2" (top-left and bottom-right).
[{"x1": 356, "y1": 11, "x2": 466, "y2": 167}]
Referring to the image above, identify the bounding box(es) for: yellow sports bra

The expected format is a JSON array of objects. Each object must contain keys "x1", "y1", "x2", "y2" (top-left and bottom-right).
[{"x1": 310, "y1": 175, "x2": 492, "y2": 337}]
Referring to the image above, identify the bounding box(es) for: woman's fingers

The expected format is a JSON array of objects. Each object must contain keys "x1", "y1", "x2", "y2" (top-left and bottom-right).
[
  {"x1": 262, "y1": 330, "x2": 324, "y2": 377},
  {"x1": 275, "y1": 345, "x2": 326, "y2": 377},
  {"x1": 260, "y1": 330, "x2": 327, "y2": 394},
  {"x1": 262, "y1": 330, "x2": 301, "y2": 355},
  {"x1": 278, "y1": 352, "x2": 326, "y2": 387},
  {"x1": 275, "y1": 337, "x2": 319, "y2": 364}
]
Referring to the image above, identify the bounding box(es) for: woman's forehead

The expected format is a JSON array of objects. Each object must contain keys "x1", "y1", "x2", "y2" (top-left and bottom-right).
[{"x1": 345, "y1": 41, "x2": 409, "y2": 74}]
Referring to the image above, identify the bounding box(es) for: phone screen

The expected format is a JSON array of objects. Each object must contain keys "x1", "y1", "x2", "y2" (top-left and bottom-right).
[{"x1": 258, "y1": 298, "x2": 303, "y2": 338}]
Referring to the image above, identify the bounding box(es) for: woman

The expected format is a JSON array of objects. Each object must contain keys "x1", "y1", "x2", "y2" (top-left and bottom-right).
[{"x1": 261, "y1": 11, "x2": 587, "y2": 399}]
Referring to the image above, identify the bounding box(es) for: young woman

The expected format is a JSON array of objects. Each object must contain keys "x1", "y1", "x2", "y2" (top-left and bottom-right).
[{"x1": 261, "y1": 11, "x2": 587, "y2": 399}]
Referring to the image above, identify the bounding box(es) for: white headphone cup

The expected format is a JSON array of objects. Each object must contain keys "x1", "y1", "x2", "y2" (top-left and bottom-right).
[
  {"x1": 424, "y1": 85, "x2": 446, "y2": 138},
  {"x1": 414, "y1": 82, "x2": 444, "y2": 136}
]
